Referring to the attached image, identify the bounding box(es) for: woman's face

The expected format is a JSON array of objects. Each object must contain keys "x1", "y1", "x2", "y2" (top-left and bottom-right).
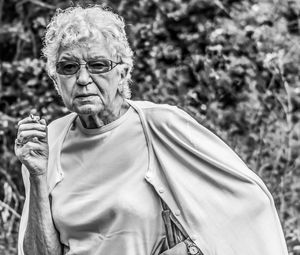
[{"x1": 55, "y1": 37, "x2": 123, "y2": 117}]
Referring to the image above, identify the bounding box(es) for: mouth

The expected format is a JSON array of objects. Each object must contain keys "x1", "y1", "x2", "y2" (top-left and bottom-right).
[{"x1": 75, "y1": 94, "x2": 98, "y2": 98}]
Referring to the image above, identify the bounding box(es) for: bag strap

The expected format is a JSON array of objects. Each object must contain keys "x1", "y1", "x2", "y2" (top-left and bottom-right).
[
  {"x1": 161, "y1": 199, "x2": 204, "y2": 255},
  {"x1": 160, "y1": 199, "x2": 188, "y2": 249}
]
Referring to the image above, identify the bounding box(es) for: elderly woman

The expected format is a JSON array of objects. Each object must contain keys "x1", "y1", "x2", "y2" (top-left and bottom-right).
[{"x1": 15, "y1": 5, "x2": 288, "y2": 255}]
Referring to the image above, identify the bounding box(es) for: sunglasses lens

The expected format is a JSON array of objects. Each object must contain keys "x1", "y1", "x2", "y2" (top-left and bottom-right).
[
  {"x1": 56, "y1": 59, "x2": 120, "y2": 75},
  {"x1": 56, "y1": 62, "x2": 79, "y2": 75},
  {"x1": 88, "y1": 59, "x2": 111, "y2": 73}
]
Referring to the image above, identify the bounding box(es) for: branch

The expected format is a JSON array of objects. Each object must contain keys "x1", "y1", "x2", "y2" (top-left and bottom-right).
[
  {"x1": 0, "y1": 200, "x2": 21, "y2": 219},
  {"x1": 17, "y1": 0, "x2": 56, "y2": 10},
  {"x1": 213, "y1": 0, "x2": 232, "y2": 19},
  {"x1": 0, "y1": 167, "x2": 24, "y2": 201}
]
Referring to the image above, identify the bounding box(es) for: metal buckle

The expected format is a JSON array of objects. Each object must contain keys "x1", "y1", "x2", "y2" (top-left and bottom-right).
[{"x1": 184, "y1": 239, "x2": 202, "y2": 255}]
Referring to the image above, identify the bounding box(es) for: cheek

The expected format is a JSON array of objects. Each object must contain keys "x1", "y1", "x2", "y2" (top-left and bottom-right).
[
  {"x1": 93, "y1": 76, "x2": 116, "y2": 96},
  {"x1": 57, "y1": 77, "x2": 74, "y2": 93},
  {"x1": 97, "y1": 74, "x2": 121, "y2": 95},
  {"x1": 57, "y1": 79, "x2": 74, "y2": 104}
]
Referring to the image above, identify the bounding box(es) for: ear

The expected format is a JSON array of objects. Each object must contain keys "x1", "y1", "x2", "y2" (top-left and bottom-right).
[{"x1": 120, "y1": 66, "x2": 129, "y2": 80}]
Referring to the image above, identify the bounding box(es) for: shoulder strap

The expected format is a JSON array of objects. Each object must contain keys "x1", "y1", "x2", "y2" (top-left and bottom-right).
[{"x1": 160, "y1": 198, "x2": 188, "y2": 249}]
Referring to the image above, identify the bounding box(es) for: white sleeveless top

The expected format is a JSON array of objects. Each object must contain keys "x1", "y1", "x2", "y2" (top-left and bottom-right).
[{"x1": 51, "y1": 107, "x2": 165, "y2": 255}]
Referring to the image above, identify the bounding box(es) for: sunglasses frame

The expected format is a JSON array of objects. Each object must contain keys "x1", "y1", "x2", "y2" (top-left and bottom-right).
[{"x1": 56, "y1": 58, "x2": 122, "y2": 75}]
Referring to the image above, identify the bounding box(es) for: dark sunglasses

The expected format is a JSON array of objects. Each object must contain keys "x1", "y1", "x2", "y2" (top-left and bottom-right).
[{"x1": 56, "y1": 59, "x2": 122, "y2": 75}]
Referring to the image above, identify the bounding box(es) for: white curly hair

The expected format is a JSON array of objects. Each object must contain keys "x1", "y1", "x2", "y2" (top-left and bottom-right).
[{"x1": 42, "y1": 5, "x2": 134, "y2": 98}]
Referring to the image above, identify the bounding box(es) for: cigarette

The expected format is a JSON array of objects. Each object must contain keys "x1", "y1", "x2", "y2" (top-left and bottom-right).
[{"x1": 30, "y1": 114, "x2": 39, "y2": 123}]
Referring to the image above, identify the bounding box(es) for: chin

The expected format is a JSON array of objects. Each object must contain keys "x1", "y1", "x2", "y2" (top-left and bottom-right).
[{"x1": 74, "y1": 105, "x2": 103, "y2": 116}]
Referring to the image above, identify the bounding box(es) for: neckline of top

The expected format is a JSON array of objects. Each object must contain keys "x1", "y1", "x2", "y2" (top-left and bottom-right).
[{"x1": 74, "y1": 106, "x2": 134, "y2": 135}]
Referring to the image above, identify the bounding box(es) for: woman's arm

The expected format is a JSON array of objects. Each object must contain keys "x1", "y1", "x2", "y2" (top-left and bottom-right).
[
  {"x1": 24, "y1": 174, "x2": 62, "y2": 255},
  {"x1": 15, "y1": 115, "x2": 62, "y2": 255}
]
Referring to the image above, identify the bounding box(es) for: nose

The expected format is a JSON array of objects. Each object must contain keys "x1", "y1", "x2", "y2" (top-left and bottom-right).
[{"x1": 76, "y1": 65, "x2": 92, "y2": 86}]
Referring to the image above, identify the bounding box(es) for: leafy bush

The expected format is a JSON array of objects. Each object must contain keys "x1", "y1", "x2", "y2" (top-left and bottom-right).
[{"x1": 1, "y1": 0, "x2": 300, "y2": 254}]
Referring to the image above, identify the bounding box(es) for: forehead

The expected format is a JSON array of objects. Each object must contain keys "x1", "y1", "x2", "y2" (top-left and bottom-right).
[{"x1": 57, "y1": 38, "x2": 112, "y2": 61}]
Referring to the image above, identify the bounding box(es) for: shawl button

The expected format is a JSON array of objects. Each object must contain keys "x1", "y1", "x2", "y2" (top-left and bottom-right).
[
  {"x1": 174, "y1": 210, "x2": 181, "y2": 216},
  {"x1": 158, "y1": 187, "x2": 164, "y2": 193},
  {"x1": 145, "y1": 172, "x2": 151, "y2": 179},
  {"x1": 191, "y1": 235, "x2": 197, "y2": 241}
]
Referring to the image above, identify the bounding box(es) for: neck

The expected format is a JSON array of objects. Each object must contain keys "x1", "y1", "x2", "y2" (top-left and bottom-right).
[{"x1": 78, "y1": 96, "x2": 129, "y2": 129}]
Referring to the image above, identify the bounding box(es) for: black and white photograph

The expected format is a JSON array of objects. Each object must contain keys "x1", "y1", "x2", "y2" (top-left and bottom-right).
[{"x1": 0, "y1": 0, "x2": 299, "y2": 254}]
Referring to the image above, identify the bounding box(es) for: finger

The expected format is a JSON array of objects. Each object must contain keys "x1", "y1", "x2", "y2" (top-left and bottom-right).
[
  {"x1": 29, "y1": 113, "x2": 40, "y2": 121},
  {"x1": 18, "y1": 123, "x2": 47, "y2": 133},
  {"x1": 18, "y1": 130, "x2": 47, "y2": 141},
  {"x1": 17, "y1": 115, "x2": 41, "y2": 126},
  {"x1": 39, "y1": 119, "x2": 47, "y2": 126},
  {"x1": 16, "y1": 141, "x2": 47, "y2": 159},
  {"x1": 23, "y1": 141, "x2": 47, "y2": 152},
  {"x1": 15, "y1": 137, "x2": 45, "y2": 150}
]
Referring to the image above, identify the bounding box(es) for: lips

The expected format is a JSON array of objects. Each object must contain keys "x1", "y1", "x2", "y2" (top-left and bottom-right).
[{"x1": 75, "y1": 94, "x2": 98, "y2": 98}]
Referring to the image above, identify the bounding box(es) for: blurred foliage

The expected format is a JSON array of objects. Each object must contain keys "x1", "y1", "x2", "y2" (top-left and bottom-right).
[{"x1": 1, "y1": 0, "x2": 300, "y2": 254}]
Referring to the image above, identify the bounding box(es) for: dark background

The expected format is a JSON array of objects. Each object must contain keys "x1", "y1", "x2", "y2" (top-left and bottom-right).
[{"x1": 1, "y1": 0, "x2": 300, "y2": 254}]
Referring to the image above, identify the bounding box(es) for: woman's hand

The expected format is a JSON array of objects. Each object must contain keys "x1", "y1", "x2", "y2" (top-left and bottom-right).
[{"x1": 15, "y1": 114, "x2": 49, "y2": 176}]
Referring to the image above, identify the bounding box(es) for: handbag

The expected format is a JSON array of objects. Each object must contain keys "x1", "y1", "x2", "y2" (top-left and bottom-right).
[{"x1": 160, "y1": 199, "x2": 203, "y2": 255}]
